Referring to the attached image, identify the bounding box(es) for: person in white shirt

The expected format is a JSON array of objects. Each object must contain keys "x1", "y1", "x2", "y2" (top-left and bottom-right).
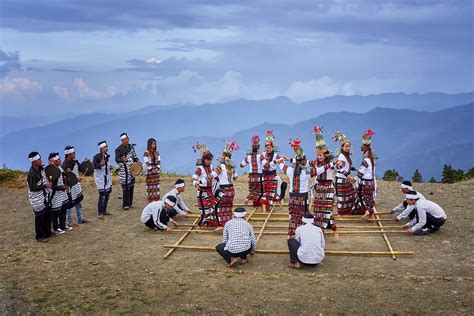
[
  {"x1": 140, "y1": 196, "x2": 178, "y2": 231},
  {"x1": 288, "y1": 213, "x2": 325, "y2": 269},
  {"x1": 216, "y1": 208, "x2": 257, "y2": 268},
  {"x1": 393, "y1": 181, "x2": 426, "y2": 228},
  {"x1": 404, "y1": 191, "x2": 447, "y2": 235},
  {"x1": 162, "y1": 179, "x2": 191, "y2": 218}
]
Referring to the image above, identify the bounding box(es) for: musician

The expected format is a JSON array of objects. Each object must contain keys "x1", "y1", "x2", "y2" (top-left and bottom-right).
[
  {"x1": 93, "y1": 141, "x2": 113, "y2": 219},
  {"x1": 115, "y1": 133, "x2": 138, "y2": 210},
  {"x1": 27, "y1": 152, "x2": 53, "y2": 242},
  {"x1": 62, "y1": 146, "x2": 88, "y2": 227},
  {"x1": 48, "y1": 152, "x2": 69, "y2": 234}
]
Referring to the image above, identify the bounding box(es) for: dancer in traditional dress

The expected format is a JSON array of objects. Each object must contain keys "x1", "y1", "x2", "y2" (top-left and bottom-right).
[
  {"x1": 211, "y1": 141, "x2": 239, "y2": 226},
  {"x1": 115, "y1": 133, "x2": 138, "y2": 210},
  {"x1": 354, "y1": 129, "x2": 377, "y2": 218},
  {"x1": 163, "y1": 179, "x2": 191, "y2": 217},
  {"x1": 62, "y1": 146, "x2": 88, "y2": 226},
  {"x1": 93, "y1": 141, "x2": 113, "y2": 219},
  {"x1": 405, "y1": 191, "x2": 447, "y2": 235},
  {"x1": 143, "y1": 138, "x2": 161, "y2": 202},
  {"x1": 48, "y1": 153, "x2": 69, "y2": 234},
  {"x1": 287, "y1": 213, "x2": 325, "y2": 269},
  {"x1": 262, "y1": 130, "x2": 281, "y2": 212},
  {"x1": 309, "y1": 126, "x2": 339, "y2": 241},
  {"x1": 393, "y1": 180, "x2": 426, "y2": 227},
  {"x1": 240, "y1": 135, "x2": 265, "y2": 208},
  {"x1": 279, "y1": 139, "x2": 334, "y2": 238},
  {"x1": 216, "y1": 207, "x2": 257, "y2": 268},
  {"x1": 192, "y1": 142, "x2": 222, "y2": 227},
  {"x1": 333, "y1": 131, "x2": 357, "y2": 216},
  {"x1": 27, "y1": 152, "x2": 53, "y2": 242}
]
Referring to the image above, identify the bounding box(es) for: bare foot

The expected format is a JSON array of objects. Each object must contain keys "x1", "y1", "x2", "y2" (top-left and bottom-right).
[
  {"x1": 361, "y1": 211, "x2": 370, "y2": 219},
  {"x1": 288, "y1": 262, "x2": 301, "y2": 269},
  {"x1": 333, "y1": 231, "x2": 340, "y2": 242},
  {"x1": 240, "y1": 258, "x2": 249, "y2": 265},
  {"x1": 227, "y1": 257, "x2": 238, "y2": 268}
]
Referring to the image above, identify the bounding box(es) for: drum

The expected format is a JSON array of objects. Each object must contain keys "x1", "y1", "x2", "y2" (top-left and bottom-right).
[
  {"x1": 44, "y1": 164, "x2": 60, "y2": 181},
  {"x1": 79, "y1": 160, "x2": 94, "y2": 176},
  {"x1": 130, "y1": 162, "x2": 144, "y2": 176},
  {"x1": 64, "y1": 172, "x2": 78, "y2": 187}
]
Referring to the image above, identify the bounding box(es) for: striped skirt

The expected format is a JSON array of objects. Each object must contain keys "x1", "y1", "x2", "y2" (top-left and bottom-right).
[
  {"x1": 197, "y1": 187, "x2": 219, "y2": 227},
  {"x1": 263, "y1": 172, "x2": 278, "y2": 208},
  {"x1": 146, "y1": 171, "x2": 160, "y2": 202},
  {"x1": 353, "y1": 179, "x2": 376, "y2": 215},
  {"x1": 288, "y1": 192, "x2": 308, "y2": 236},
  {"x1": 335, "y1": 177, "x2": 356, "y2": 215},
  {"x1": 312, "y1": 180, "x2": 337, "y2": 231},
  {"x1": 218, "y1": 185, "x2": 235, "y2": 226},
  {"x1": 247, "y1": 173, "x2": 264, "y2": 207}
]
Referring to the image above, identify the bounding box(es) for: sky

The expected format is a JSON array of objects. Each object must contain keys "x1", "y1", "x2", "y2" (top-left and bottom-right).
[{"x1": 0, "y1": 0, "x2": 473, "y2": 116}]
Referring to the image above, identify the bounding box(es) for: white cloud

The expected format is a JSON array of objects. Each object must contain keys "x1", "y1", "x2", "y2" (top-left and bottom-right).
[
  {"x1": 73, "y1": 78, "x2": 117, "y2": 99},
  {"x1": 146, "y1": 57, "x2": 163, "y2": 64},
  {"x1": 53, "y1": 85, "x2": 70, "y2": 99},
  {"x1": 285, "y1": 76, "x2": 356, "y2": 102},
  {"x1": 0, "y1": 77, "x2": 42, "y2": 102}
]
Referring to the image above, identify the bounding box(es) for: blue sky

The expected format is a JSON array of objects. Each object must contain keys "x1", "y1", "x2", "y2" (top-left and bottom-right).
[{"x1": 0, "y1": 0, "x2": 472, "y2": 116}]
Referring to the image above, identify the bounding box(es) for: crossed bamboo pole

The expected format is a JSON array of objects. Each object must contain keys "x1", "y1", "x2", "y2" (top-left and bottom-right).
[{"x1": 375, "y1": 213, "x2": 397, "y2": 260}]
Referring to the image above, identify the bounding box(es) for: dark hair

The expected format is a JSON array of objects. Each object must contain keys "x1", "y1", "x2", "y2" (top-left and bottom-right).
[
  {"x1": 363, "y1": 144, "x2": 375, "y2": 172},
  {"x1": 234, "y1": 207, "x2": 246, "y2": 213},
  {"x1": 48, "y1": 152, "x2": 59, "y2": 160},
  {"x1": 145, "y1": 138, "x2": 158, "y2": 162},
  {"x1": 28, "y1": 151, "x2": 39, "y2": 159},
  {"x1": 175, "y1": 178, "x2": 185, "y2": 185},
  {"x1": 166, "y1": 195, "x2": 177, "y2": 204},
  {"x1": 402, "y1": 180, "x2": 412, "y2": 186}
]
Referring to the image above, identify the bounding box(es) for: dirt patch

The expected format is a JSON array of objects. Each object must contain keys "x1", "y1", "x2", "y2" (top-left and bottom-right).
[{"x1": 1, "y1": 175, "x2": 473, "y2": 314}]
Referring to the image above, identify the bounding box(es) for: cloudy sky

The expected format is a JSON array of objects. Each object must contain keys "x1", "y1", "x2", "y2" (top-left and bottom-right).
[{"x1": 1, "y1": 0, "x2": 472, "y2": 116}]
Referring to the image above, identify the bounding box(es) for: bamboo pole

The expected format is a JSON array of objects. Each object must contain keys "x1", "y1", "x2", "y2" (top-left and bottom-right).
[
  {"x1": 177, "y1": 223, "x2": 405, "y2": 229},
  {"x1": 168, "y1": 229, "x2": 407, "y2": 235},
  {"x1": 247, "y1": 217, "x2": 398, "y2": 222},
  {"x1": 163, "y1": 217, "x2": 200, "y2": 259},
  {"x1": 256, "y1": 204, "x2": 276, "y2": 243},
  {"x1": 162, "y1": 245, "x2": 414, "y2": 256},
  {"x1": 375, "y1": 213, "x2": 397, "y2": 260}
]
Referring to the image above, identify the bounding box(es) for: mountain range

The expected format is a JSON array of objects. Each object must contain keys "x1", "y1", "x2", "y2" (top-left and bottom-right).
[{"x1": 1, "y1": 92, "x2": 472, "y2": 179}]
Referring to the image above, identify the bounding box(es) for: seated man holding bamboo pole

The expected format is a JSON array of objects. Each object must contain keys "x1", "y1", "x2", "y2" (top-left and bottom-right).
[
  {"x1": 404, "y1": 191, "x2": 447, "y2": 236},
  {"x1": 215, "y1": 207, "x2": 257, "y2": 268},
  {"x1": 287, "y1": 213, "x2": 325, "y2": 269},
  {"x1": 140, "y1": 196, "x2": 178, "y2": 231}
]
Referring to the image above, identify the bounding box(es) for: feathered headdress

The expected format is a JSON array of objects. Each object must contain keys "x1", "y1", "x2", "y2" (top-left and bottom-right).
[
  {"x1": 313, "y1": 126, "x2": 327, "y2": 152},
  {"x1": 362, "y1": 129, "x2": 376, "y2": 146},
  {"x1": 192, "y1": 142, "x2": 213, "y2": 165},
  {"x1": 264, "y1": 130, "x2": 279, "y2": 152},
  {"x1": 223, "y1": 140, "x2": 239, "y2": 157},
  {"x1": 332, "y1": 131, "x2": 350, "y2": 146},
  {"x1": 247, "y1": 134, "x2": 260, "y2": 154},
  {"x1": 289, "y1": 138, "x2": 305, "y2": 161}
]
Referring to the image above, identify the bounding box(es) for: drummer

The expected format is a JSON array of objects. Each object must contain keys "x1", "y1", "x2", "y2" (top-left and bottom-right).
[
  {"x1": 93, "y1": 141, "x2": 113, "y2": 219},
  {"x1": 47, "y1": 153, "x2": 69, "y2": 234},
  {"x1": 62, "y1": 146, "x2": 89, "y2": 227}
]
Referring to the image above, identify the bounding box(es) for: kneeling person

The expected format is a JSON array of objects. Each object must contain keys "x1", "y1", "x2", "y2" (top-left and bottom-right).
[
  {"x1": 405, "y1": 191, "x2": 447, "y2": 236},
  {"x1": 162, "y1": 179, "x2": 191, "y2": 218},
  {"x1": 216, "y1": 208, "x2": 256, "y2": 268},
  {"x1": 288, "y1": 213, "x2": 325, "y2": 269},
  {"x1": 140, "y1": 196, "x2": 178, "y2": 231}
]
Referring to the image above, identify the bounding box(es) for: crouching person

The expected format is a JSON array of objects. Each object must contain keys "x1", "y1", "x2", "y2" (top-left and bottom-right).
[
  {"x1": 287, "y1": 213, "x2": 325, "y2": 269},
  {"x1": 216, "y1": 207, "x2": 256, "y2": 268},
  {"x1": 405, "y1": 191, "x2": 447, "y2": 236},
  {"x1": 140, "y1": 196, "x2": 178, "y2": 231}
]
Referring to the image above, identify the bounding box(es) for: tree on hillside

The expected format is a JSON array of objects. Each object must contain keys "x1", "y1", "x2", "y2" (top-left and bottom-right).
[
  {"x1": 428, "y1": 177, "x2": 437, "y2": 183},
  {"x1": 466, "y1": 168, "x2": 474, "y2": 179},
  {"x1": 412, "y1": 169, "x2": 423, "y2": 183},
  {"x1": 382, "y1": 169, "x2": 399, "y2": 181}
]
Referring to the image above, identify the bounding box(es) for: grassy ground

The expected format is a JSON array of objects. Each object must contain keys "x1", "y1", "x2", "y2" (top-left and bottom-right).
[{"x1": 0, "y1": 173, "x2": 473, "y2": 315}]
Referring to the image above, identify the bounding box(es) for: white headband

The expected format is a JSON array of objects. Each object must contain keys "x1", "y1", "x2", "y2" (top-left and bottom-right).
[
  {"x1": 165, "y1": 199, "x2": 176, "y2": 207},
  {"x1": 302, "y1": 217, "x2": 314, "y2": 224},
  {"x1": 401, "y1": 183, "x2": 413, "y2": 190},
  {"x1": 405, "y1": 193, "x2": 419, "y2": 200},
  {"x1": 234, "y1": 211, "x2": 246, "y2": 218},
  {"x1": 50, "y1": 155, "x2": 60, "y2": 161},
  {"x1": 29, "y1": 154, "x2": 41, "y2": 162},
  {"x1": 64, "y1": 148, "x2": 75, "y2": 155},
  {"x1": 175, "y1": 183, "x2": 185, "y2": 189},
  {"x1": 98, "y1": 142, "x2": 107, "y2": 149},
  {"x1": 120, "y1": 134, "x2": 128, "y2": 140}
]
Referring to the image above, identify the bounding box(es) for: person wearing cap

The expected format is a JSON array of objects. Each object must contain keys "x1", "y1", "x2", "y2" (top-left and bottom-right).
[
  {"x1": 27, "y1": 152, "x2": 53, "y2": 242},
  {"x1": 215, "y1": 207, "x2": 257, "y2": 268},
  {"x1": 93, "y1": 141, "x2": 113, "y2": 219},
  {"x1": 140, "y1": 196, "x2": 178, "y2": 231},
  {"x1": 287, "y1": 213, "x2": 325, "y2": 269},
  {"x1": 162, "y1": 179, "x2": 192, "y2": 218},
  {"x1": 393, "y1": 181, "x2": 426, "y2": 227},
  {"x1": 48, "y1": 153, "x2": 69, "y2": 234},
  {"x1": 404, "y1": 191, "x2": 447, "y2": 235},
  {"x1": 115, "y1": 132, "x2": 138, "y2": 210},
  {"x1": 62, "y1": 145, "x2": 88, "y2": 227}
]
